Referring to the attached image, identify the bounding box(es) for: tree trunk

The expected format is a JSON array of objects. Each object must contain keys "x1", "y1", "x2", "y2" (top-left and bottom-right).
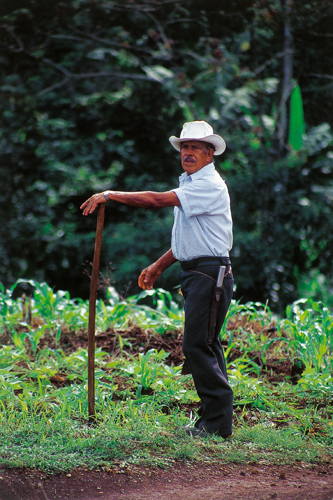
[{"x1": 275, "y1": 0, "x2": 294, "y2": 155}]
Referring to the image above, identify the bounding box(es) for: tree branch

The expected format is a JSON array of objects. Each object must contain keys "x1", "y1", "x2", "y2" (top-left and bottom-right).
[
  {"x1": 304, "y1": 73, "x2": 333, "y2": 81},
  {"x1": 36, "y1": 68, "x2": 156, "y2": 96},
  {"x1": 37, "y1": 77, "x2": 70, "y2": 96},
  {"x1": 252, "y1": 50, "x2": 294, "y2": 76},
  {"x1": 145, "y1": 11, "x2": 172, "y2": 50},
  {"x1": 71, "y1": 71, "x2": 154, "y2": 80},
  {"x1": 309, "y1": 31, "x2": 333, "y2": 38},
  {"x1": 42, "y1": 58, "x2": 72, "y2": 76},
  {"x1": 73, "y1": 30, "x2": 153, "y2": 55},
  {"x1": 0, "y1": 24, "x2": 24, "y2": 52},
  {"x1": 103, "y1": 0, "x2": 180, "y2": 13}
]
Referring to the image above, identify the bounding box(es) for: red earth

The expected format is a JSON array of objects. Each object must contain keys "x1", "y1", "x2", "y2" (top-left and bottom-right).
[{"x1": 1, "y1": 462, "x2": 333, "y2": 500}]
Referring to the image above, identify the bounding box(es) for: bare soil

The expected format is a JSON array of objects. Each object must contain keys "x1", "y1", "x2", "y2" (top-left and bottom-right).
[{"x1": 1, "y1": 462, "x2": 333, "y2": 500}]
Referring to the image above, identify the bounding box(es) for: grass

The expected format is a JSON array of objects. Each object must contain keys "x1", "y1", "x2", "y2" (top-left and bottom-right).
[
  {"x1": 0, "y1": 279, "x2": 332, "y2": 473},
  {"x1": 0, "y1": 400, "x2": 330, "y2": 473}
]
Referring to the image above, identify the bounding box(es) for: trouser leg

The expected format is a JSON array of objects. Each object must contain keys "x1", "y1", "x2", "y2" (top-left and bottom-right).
[{"x1": 181, "y1": 264, "x2": 234, "y2": 436}]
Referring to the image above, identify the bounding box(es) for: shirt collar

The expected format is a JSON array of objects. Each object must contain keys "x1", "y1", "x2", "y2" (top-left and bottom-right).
[{"x1": 179, "y1": 162, "x2": 215, "y2": 184}]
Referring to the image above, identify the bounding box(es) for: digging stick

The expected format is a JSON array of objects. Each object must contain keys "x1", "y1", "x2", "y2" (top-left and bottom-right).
[{"x1": 88, "y1": 203, "x2": 105, "y2": 422}]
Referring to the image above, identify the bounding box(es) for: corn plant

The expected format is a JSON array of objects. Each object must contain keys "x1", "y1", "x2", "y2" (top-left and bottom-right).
[
  {"x1": 120, "y1": 348, "x2": 181, "y2": 396},
  {"x1": 0, "y1": 281, "x2": 24, "y2": 329},
  {"x1": 280, "y1": 298, "x2": 333, "y2": 373},
  {"x1": 97, "y1": 287, "x2": 184, "y2": 333}
]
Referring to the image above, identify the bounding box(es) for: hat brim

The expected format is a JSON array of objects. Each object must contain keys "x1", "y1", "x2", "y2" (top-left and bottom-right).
[{"x1": 169, "y1": 134, "x2": 226, "y2": 155}]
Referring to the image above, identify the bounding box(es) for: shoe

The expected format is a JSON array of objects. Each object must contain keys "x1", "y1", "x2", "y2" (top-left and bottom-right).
[
  {"x1": 184, "y1": 426, "x2": 232, "y2": 439},
  {"x1": 219, "y1": 433, "x2": 232, "y2": 439},
  {"x1": 184, "y1": 426, "x2": 208, "y2": 437}
]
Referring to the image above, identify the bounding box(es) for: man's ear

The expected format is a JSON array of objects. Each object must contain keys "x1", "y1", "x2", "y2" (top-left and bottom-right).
[{"x1": 208, "y1": 148, "x2": 214, "y2": 161}]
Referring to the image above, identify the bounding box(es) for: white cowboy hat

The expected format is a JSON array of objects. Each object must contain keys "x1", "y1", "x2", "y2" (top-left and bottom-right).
[{"x1": 169, "y1": 120, "x2": 226, "y2": 155}]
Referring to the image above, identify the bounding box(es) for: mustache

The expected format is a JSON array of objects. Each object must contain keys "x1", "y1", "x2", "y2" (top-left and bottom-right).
[{"x1": 183, "y1": 156, "x2": 196, "y2": 163}]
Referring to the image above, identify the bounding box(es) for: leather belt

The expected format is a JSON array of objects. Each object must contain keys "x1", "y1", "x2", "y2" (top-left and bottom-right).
[{"x1": 180, "y1": 256, "x2": 231, "y2": 271}]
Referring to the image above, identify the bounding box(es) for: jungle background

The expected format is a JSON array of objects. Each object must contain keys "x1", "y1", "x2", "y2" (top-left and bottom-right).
[{"x1": 1, "y1": 0, "x2": 333, "y2": 313}]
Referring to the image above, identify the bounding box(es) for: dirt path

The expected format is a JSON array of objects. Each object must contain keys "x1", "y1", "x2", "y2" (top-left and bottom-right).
[{"x1": 1, "y1": 462, "x2": 332, "y2": 500}]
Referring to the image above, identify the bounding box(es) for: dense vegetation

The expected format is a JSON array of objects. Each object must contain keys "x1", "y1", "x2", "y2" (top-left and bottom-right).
[
  {"x1": 0, "y1": 280, "x2": 332, "y2": 471},
  {"x1": 1, "y1": 0, "x2": 333, "y2": 312}
]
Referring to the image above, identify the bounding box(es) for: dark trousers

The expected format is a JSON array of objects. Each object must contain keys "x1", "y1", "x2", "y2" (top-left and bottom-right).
[{"x1": 181, "y1": 261, "x2": 234, "y2": 436}]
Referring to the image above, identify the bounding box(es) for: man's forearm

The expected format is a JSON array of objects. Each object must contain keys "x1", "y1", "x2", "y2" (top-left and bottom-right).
[
  {"x1": 154, "y1": 248, "x2": 178, "y2": 272},
  {"x1": 81, "y1": 189, "x2": 180, "y2": 216},
  {"x1": 105, "y1": 190, "x2": 180, "y2": 209}
]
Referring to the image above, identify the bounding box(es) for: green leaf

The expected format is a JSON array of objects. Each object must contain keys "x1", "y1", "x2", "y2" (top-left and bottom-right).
[
  {"x1": 289, "y1": 85, "x2": 305, "y2": 151},
  {"x1": 142, "y1": 66, "x2": 174, "y2": 83}
]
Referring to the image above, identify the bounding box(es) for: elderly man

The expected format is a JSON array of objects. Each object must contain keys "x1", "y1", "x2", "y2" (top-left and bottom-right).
[{"x1": 81, "y1": 121, "x2": 234, "y2": 438}]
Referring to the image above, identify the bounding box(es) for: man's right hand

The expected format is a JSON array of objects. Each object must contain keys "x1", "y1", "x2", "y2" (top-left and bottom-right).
[
  {"x1": 138, "y1": 249, "x2": 177, "y2": 290},
  {"x1": 80, "y1": 192, "x2": 107, "y2": 216},
  {"x1": 138, "y1": 263, "x2": 162, "y2": 290}
]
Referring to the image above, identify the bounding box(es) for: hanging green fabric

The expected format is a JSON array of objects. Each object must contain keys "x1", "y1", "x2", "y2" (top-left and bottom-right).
[{"x1": 289, "y1": 85, "x2": 305, "y2": 151}]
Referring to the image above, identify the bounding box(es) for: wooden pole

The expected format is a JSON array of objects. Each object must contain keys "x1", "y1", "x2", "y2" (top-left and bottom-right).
[{"x1": 88, "y1": 203, "x2": 105, "y2": 422}]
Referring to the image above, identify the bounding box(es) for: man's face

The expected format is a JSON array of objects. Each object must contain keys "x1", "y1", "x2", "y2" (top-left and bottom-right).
[{"x1": 180, "y1": 140, "x2": 214, "y2": 175}]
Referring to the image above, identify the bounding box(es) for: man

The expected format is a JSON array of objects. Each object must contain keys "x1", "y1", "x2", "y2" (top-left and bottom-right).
[{"x1": 81, "y1": 120, "x2": 234, "y2": 438}]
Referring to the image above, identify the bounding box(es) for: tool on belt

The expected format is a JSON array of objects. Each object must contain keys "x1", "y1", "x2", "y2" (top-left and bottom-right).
[{"x1": 208, "y1": 265, "x2": 226, "y2": 345}]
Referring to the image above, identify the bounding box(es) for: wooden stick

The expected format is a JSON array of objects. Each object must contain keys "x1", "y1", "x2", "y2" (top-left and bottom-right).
[
  {"x1": 22, "y1": 293, "x2": 26, "y2": 323},
  {"x1": 88, "y1": 203, "x2": 105, "y2": 422},
  {"x1": 28, "y1": 295, "x2": 32, "y2": 326}
]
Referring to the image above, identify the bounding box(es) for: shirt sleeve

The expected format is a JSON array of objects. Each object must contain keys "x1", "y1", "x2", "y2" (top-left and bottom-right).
[{"x1": 172, "y1": 188, "x2": 192, "y2": 218}]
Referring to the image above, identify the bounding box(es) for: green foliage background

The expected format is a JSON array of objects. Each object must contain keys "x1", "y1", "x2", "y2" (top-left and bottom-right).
[{"x1": 0, "y1": 0, "x2": 333, "y2": 311}]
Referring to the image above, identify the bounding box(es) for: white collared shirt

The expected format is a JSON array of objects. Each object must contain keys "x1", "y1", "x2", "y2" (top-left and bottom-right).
[{"x1": 171, "y1": 162, "x2": 233, "y2": 261}]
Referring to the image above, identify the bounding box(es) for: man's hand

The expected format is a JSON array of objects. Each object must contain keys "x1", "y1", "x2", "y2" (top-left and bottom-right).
[
  {"x1": 138, "y1": 262, "x2": 163, "y2": 290},
  {"x1": 138, "y1": 249, "x2": 177, "y2": 290},
  {"x1": 80, "y1": 192, "x2": 107, "y2": 216}
]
